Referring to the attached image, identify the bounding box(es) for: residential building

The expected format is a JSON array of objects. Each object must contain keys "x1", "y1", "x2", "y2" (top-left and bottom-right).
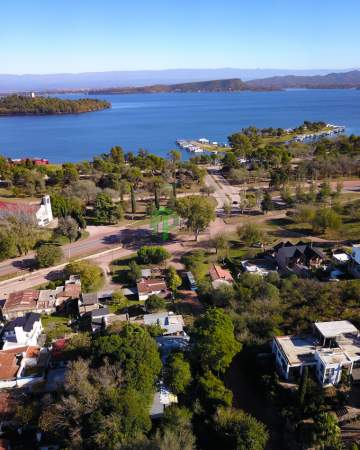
[
  {"x1": 0, "y1": 195, "x2": 53, "y2": 227},
  {"x1": 332, "y1": 252, "x2": 350, "y2": 267},
  {"x1": 49, "y1": 339, "x2": 70, "y2": 369},
  {"x1": 273, "y1": 241, "x2": 325, "y2": 275},
  {"x1": 349, "y1": 244, "x2": 360, "y2": 278},
  {"x1": 293, "y1": 263, "x2": 313, "y2": 279},
  {"x1": 0, "y1": 346, "x2": 46, "y2": 388},
  {"x1": 56, "y1": 276, "x2": 81, "y2": 309},
  {"x1": 209, "y1": 265, "x2": 233, "y2": 288},
  {"x1": 1, "y1": 313, "x2": 42, "y2": 350},
  {"x1": 150, "y1": 381, "x2": 178, "y2": 419},
  {"x1": 136, "y1": 279, "x2": 167, "y2": 301},
  {"x1": 144, "y1": 312, "x2": 185, "y2": 336},
  {"x1": 1, "y1": 290, "x2": 40, "y2": 320},
  {"x1": 78, "y1": 293, "x2": 99, "y2": 316},
  {"x1": 272, "y1": 320, "x2": 360, "y2": 386},
  {"x1": 241, "y1": 259, "x2": 277, "y2": 277},
  {"x1": 36, "y1": 289, "x2": 59, "y2": 315},
  {"x1": 91, "y1": 307, "x2": 110, "y2": 332}
]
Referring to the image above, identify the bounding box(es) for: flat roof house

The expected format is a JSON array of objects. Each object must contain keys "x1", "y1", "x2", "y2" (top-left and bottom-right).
[
  {"x1": 144, "y1": 312, "x2": 185, "y2": 336},
  {"x1": 242, "y1": 259, "x2": 277, "y2": 277},
  {"x1": 272, "y1": 320, "x2": 360, "y2": 386},
  {"x1": 78, "y1": 293, "x2": 99, "y2": 316},
  {"x1": 136, "y1": 279, "x2": 167, "y2": 301},
  {"x1": 1, "y1": 313, "x2": 42, "y2": 350},
  {"x1": 1, "y1": 290, "x2": 40, "y2": 320}
]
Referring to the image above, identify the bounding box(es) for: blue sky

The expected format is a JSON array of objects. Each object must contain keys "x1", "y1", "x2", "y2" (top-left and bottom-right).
[{"x1": 1, "y1": 0, "x2": 360, "y2": 74}]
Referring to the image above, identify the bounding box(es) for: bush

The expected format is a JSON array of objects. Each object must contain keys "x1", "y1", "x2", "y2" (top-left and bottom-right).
[
  {"x1": 138, "y1": 246, "x2": 171, "y2": 264},
  {"x1": 145, "y1": 294, "x2": 165, "y2": 312},
  {"x1": 47, "y1": 282, "x2": 56, "y2": 290}
]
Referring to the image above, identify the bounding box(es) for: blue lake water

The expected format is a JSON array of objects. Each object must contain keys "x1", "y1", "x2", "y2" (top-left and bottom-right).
[{"x1": 0, "y1": 90, "x2": 359, "y2": 164}]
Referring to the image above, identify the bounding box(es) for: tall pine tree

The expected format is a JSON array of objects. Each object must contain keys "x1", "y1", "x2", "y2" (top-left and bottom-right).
[
  {"x1": 261, "y1": 190, "x2": 274, "y2": 214},
  {"x1": 130, "y1": 184, "x2": 136, "y2": 214},
  {"x1": 298, "y1": 365, "x2": 308, "y2": 406},
  {"x1": 155, "y1": 187, "x2": 160, "y2": 209}
]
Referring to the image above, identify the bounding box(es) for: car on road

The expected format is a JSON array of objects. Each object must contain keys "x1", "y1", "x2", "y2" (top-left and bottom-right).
[
  {"x1": 252, "y1": 242, "x2": 263, "y2": 248},
  {"x1": 232, "y1": 201, "x2": 238, "y2": 204},
  {"x1": 308, "y1": 180, "x2": 316, "y2": 184}
]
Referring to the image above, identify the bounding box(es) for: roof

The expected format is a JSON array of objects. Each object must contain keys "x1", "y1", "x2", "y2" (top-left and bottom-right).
[
  {"x1": 144, "y1": 312, "x2": 168, "y2": 325},
  {"x1": 275, "y1": 335, "x2": 319, "y2": 365},
  {"x1": 275, "y1": 241, "x2": 325, "y2": 260},
  {"x1": 91, "y1": 307, "x2": 110, "y2": 317},
  {"x1": 141, "y1": 269, "x2": 152, "y2": 278},
  {"x1": 0, "y1": 201, "x2": 40, "y2": 215},
  {"x1": 60, "y1": 284, "x2": 81, "y2": 299},
  {"x1": 0, "y1": 388, "x2": 27, "y2": 424},
  {"x1": 123, "y1": 287, "x2": 138, "y2": 296},
  {"x1": 136, "y1": 279, "x2": 167, "y2": 294},
  {"x1": 0, "y1": 351, "x2": 22, "y2": 380},
  {"x1": 3, "y1": 290, "x2": 39, "y2": 310},
  {"x1": 163, "y1": 324, "x2": 184, "y2": 335},
  {"x1": 209, "y1": 265, "x2": 233, "y2": 282},
  {"x1": 80, "y1": 292, "x2": 98, "y2": 305},
  {"x1": 351, "y1": 367, "x2": 360, "y2": 381},
  {"x1": 2, "y1": 312, "x2": 41, "y2": 333},
  {"x1": 49, "y1": 339, "x2": 70, "y2": 363},
  {"x1": 332, "y1": 253, "x2": 350, "y2": 262},
  {"x1": 314, "y1": 320, "x2": 358, "y2": 338},
  {"x1": 242, "y1": 259, "x2": 276, "y2": 274}
]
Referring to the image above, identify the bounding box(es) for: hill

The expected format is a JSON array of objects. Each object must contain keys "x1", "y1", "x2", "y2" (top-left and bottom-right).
[
  {"x1": 87, "y1": 78, "x2": 281, "y2": 95},
  {"x1": 247, "y1": 70, "x2": 360, "y2": 89},
  {"x1": 0, "y1": 95, "x2": 111, "y2": 116}
]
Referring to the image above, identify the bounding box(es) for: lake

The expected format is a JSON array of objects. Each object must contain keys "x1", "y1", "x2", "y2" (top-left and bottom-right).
[{"x1": 0, "y1": 89, "x2": 360, "y2": 164}]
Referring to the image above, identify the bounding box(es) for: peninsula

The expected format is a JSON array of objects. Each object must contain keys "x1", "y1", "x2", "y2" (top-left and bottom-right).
[
  {"x1": 0, "y1": 95, "x2": 111, "y2": 116},
  {"x1": 87, "y1": 78, "x2": 282, "y2": 95}
]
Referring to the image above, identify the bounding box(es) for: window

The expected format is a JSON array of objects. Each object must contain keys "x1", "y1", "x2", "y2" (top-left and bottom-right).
[
  {"x1": 324, "y1": 378, "x2": 330, "y2": 384},
  {"x1": 320, "y1": 364, "x2": 325, "y2": 374}
]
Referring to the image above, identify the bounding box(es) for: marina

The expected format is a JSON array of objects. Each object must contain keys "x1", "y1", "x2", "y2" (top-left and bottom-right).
[{"x1": 291, "y1": 124, "x2": 345, "y2": 142}]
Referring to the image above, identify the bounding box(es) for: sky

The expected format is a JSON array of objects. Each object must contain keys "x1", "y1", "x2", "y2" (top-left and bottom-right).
[{"x1": 1, "y1": 0, "x2": 360, "y2": 74}]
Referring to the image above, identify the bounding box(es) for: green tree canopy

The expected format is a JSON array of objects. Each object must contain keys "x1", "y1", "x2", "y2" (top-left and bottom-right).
[
  {"x1": 165, "y1": 352, "x2": 192, "y2": 394},
  {"x1": 36, "y1": 244, "x2": 63, "y2": 268},
  {"x1": 145, "y1": 294, "x2": 165, "y2": 312}
]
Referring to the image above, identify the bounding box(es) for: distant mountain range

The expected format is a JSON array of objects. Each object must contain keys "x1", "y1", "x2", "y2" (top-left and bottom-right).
[
  {"x1": 247, "y1": 70, "x2": 360, "y2": 88},
  {"x1": 1, "y1": 68, "x2": 360, "y2": 91},
  {"x1": 87, "y1": 78, "x2": 280, "y2": 94}
]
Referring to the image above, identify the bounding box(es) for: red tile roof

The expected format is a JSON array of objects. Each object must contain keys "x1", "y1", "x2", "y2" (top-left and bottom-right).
[
  {"x1": 136, "y1": 279, "x2": 167, "y2": 294},
  {"x1": 0, "y1": 201, "x2": 39, "y2": 215},
  {"x1": 0, "y1": 346, "x2": 41, "y2": 381},
  {"x1": 3, "y1": 290, "x2": 39, "y2": 310},
  {"x1": 0, "y1": 388, "x2": 27, "y2": 424},
  {"x1": 49, "y1": 339, "x2": 70, "y2": 363},
  {"x1": 209, "y1": 265, "x2": 233, "y2": 282}
]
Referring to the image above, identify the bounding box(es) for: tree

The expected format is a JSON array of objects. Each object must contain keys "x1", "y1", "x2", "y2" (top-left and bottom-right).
[
  {"x1": 110, "y1": 145, "x2": 125, "y2": 164},
  {"x1": 56, "y1": 216, "x2": 78, "y2": 243},
  {"x1": 167, "y1": 265, "x2": 182, "y2": 291},
  {"x1": 193, "y1": 307, "x2": 242, "y2": 371},
  {"x1": 261, "y1": 190, "x2": 274, "y2": 214},
  {"x1": 138, "y1": 246, "x2": 171, "y2": 264},
  {"x1": 223, "y1": 201, "x2": 233, "y2": 214},
  {"x1": 118, "y1": 180, "x2": 130, "y2": 201},
  {"x1": 214, "y1": 408, "x2": 268, "y2": 450},
  {"x1": 199, "y1": 370, "x2": 233, "y2": 407},
  {"x1": 63, "y1": 332, "x2": 92, "y2": 360},
  {"x1": 200, "y1": 185, "x2": 215, "y2": 196},
  {"x1": 318, "y1": 181, "x2": 333, "y2": 201},
  {"x1": 222, "y1": 152, "x2": 240, "y2": 170},
  {"x1": 154, "y1": 187, "x2": 160, "y2": 209},
  {"x1": 145, "y1": 200, "x2": 156, "y2": 216},
  {"x1": 293, "y1": 205, "x2": 316, "y2": 223},
  {"x1": 298, "y1": 366, "x2": 308, "y2": 405},
  {"x1": 0, "y1": 230, "x2": 17, "y2": 261},
  {"x1": 227, "y1": 132, "x2": 252, "y2": 155},
  {"x1": 2, "y1": 209, "x2": 39, "y2": 256},
  {"x1": 208, "y1": 233, "x2": 229, "y2": 254},
  {"x1": 94, "y1": 193, "x2": 114, "y2": 222},
  {"x1": 50, "y1": 194, "x2": 67, "y2": 217},
  {"x1": 64, "y1": 259, "x2": 100, "y2": 291},
  {"x1": 165, "y1": 352, "x2": 191, "y2": 394},
  {"x1": 110, "y1": 203, "x2": 125, "y2": 224},
  {"x1": 174, "y1": 195, "x2": 216, "y2": 241},
  {"x1": 168, "y1": 150, "x2": 181, "y2": 164},
  {"x1": 128, "y1": 260, "x2": 142, "y2": 283},
  {"x1": 36, "y1": 244, "x2": 63, "y2": 268},
  {"x1": 314, "y1": 413, "x2": 341, "y2": 450},
  {"x1": 145, "y1": 294, "x2": 165, "y2": 312},
  {"x1": 112, "y1": 289, "x2": 125, "y2": 302},
  {"x1": 236, "y1": 220, "x2": 264, "y2": 246},
  {"x1": 312, "y1": 208, "x2": 342, "y2": 233},
  {"x1": 130, "y1": 184, "x2": 136, "y2": 214}
]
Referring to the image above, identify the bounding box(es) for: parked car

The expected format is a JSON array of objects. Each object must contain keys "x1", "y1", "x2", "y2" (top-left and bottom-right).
[
  {"x1": 252, "y1": 242, "x2": 263, "y2": 248},
  {"x1": 308, "y1": 180, "x2": 315, "y2": 184},
  {"x1": 232, "y1": 201, "x2": 238, "y2": 204}
]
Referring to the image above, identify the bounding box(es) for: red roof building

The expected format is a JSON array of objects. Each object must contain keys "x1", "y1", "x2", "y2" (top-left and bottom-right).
[
  {"x1": 209, "y1": 265, "x2": 234, "y2": 288},
  {"x1": 136, "y1": 279, "x2": 167, "y2": 301},
  {"x1": 49, "y1": 339, "x2": 70, "y2": 368},
  {"x1": 1, "y1": 290, "x2": 39, "y2": 320}
]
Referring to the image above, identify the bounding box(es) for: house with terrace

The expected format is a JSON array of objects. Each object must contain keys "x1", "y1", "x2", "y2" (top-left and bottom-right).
[
  {"x1": 273, "y1": 241, "x2": 325, "y2": 275},
  {"x1": 272, "y1": 320, "x2": 360, "y2": 386},
  {"x1": 209, "y1": 265, "x2": 233, "y2": 289},
  {"x1": 1, "y1": 313, "x2": 42, "y2": 350}
]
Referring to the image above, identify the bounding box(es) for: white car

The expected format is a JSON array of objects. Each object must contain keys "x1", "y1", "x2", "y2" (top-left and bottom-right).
[{"x1": 252, "y1": 242, "x2": 263, "y2": 248}]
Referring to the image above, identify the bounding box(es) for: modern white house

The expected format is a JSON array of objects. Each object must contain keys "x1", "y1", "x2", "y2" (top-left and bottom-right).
[
  {"x1": 272, "y1": 320, "x2": 360, "y2": 386},
  {"x1": 1, "y1": 313, "x2": 43, "y2": 350},
  {"x1": 0, "y1": 195, "x2": 53, "y2": 227},
  {"x1": 349, "y1": 244, "x2": 360, "y2": 278}
]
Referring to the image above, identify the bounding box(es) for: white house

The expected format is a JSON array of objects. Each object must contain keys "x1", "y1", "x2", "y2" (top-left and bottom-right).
[
  {"x1": 0, "y1": 195, "x2": 53, "y2": 227},
  {"x1": 1, "y1": 313, "x2": 43, "y2": 350},
  {"x1": 272, "y1": 320, "x2": 360, "y2": 386},
  {"x1": 349, "y1": 244, "x2": 360, "y2": 278}
]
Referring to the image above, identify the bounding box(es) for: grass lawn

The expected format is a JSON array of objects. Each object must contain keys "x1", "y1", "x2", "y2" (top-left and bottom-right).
[
  {"x1": 55, "y1": 230, "x2": 90, "y2": 245},
  {"x1": 24, "y1": 365, "x2": 44, "y2": 377},
  {"x1": 41, "y1": 314, "x2": 73, "y2": 342},
  {"x1": 206, "y1": 195, "x2": 218, "y2": 208}
]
